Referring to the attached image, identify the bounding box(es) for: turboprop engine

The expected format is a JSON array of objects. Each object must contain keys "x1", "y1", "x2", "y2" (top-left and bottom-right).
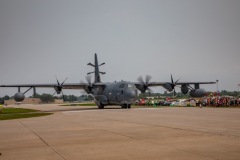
[
  {"x1": 54, "y1": 86, "x2": 62, "y2": 94},
  {"x1": 52, "y1": 77, "x2": 68, "y2": 95},
  {"x1": 83, "y1": 75, "x2": 93, "y2": 94},
  {"x1": 163, "y1": 83, "x2": 173, "y2": 92},
  {"x1": 14, "y1": 92, "x2": 25, "y2": 102},
  {"x1": 162, "y1": 75, "x2": 180, "y2": 95},
  {"x1": 189, "y1": 89, "x2": 206, "y2": 97},
  {"x1": 83, "y1": 85, "x2": 93, "y2": 94},
  {"x1": 136, "y1": 75, "x2": 152, "y2": 93},
  {"x1": 181, "y1": 84, "x2": 189, "y2": 94}
]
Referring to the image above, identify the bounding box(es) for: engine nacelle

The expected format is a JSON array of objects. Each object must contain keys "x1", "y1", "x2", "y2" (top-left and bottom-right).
[
  {"x1": 189, "y1": 89, "x2": 206, "y2": 97},
  {"x1": 14, "y1": 92, "x2": 25, "y2": 102},
  {"x1": 163, "y1": 83, "x2": 173, "y2": 92},
  {"x1": 181, "y1": 84, "x2": 189, "y2": 94},
  {"x1": 54, "y1": 86, "x2": 62, "y2": 94}
]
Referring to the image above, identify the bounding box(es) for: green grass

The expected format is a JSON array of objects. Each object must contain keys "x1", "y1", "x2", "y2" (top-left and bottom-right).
[
  {"x1": 0, "y1": 107, "x2": 53, "y2": 120},
  {"x1": 0, "y1": 107, "x2": 39, "y2": 114}
]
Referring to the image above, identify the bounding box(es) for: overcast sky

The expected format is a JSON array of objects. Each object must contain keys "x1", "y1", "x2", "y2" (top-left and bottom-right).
[{"x1": 0, "y1": 0, "x2": 240, "y2": 97}]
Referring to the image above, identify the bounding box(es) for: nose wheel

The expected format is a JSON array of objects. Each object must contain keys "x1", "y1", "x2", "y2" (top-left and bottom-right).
[{"x1": 121, "y1": 104, "x2": 131, "y2": 109}]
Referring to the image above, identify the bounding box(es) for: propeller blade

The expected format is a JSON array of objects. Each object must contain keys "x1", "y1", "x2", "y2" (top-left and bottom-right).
[
  {"x1": 61, "y1": 77, "x2": 68, "y2": 85},
  {"x1": 145, "y1": 75, "x2": 152, "y2": 84},
  {"x1": 54, "y1": 76, "x2": 67, "y2": 96},
  {"x1": 137, "y1": 76, "x2": 144, "y2": 83},
  {"x1": 171, "y1": 74, "x2": 174, "y2": 84},
  {"x1": 84, "y1": 75, "x2": 93, "y2": 94},
  {"x1": 55, "y1": 76, "x2": 60, "y2": 85},
  {"x1": 52, "y1": 91, "x2": 56, "y2": 96},
  {"x1": 86, "y1": 75, "x2": 92, "y2": 84},
  {"x1": 169, "y1": 74, "x2": 180, "y2": 95},
  {"x1": 175, "y1": 78, "x2": 180, "y2": 84},
  {"x1": 137, "y1": 75, "x2": 153, "y2": 93}
]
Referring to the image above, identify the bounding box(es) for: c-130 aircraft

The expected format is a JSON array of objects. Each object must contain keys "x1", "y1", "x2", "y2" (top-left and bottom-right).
[{"x1": 0, "y1": 53, "x2": 215, "y2": 109}]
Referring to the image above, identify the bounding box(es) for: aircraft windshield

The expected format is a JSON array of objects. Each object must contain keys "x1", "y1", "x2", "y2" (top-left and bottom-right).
[{"x1": 127, "y1": 84, "x2": 135, "y2": 88}]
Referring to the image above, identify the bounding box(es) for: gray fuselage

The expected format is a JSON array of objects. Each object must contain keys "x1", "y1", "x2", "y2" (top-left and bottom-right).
[{"x1": 93, "y1": 81, "x2": 138, "y2": 107}]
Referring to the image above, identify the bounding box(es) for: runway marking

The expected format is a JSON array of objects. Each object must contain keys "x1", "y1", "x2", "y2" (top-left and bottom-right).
[{"x1": 18, "y1": 120, "x2": 68, "y2": 160}]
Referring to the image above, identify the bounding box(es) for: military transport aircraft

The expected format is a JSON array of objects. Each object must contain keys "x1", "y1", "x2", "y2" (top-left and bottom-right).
[{"x1": 0, "y1": 53, "x2": 215, "y2": 109}]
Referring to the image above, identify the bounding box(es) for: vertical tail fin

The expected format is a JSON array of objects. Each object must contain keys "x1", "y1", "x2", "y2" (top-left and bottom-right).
[{"x1": 87, "y1": 53, "x2": 105, "y2": 83}]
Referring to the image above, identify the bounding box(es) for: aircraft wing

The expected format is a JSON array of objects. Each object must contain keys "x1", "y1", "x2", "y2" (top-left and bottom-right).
[
  {"x1": 134, "y1": 81, "x2": 216, "y2": 87},
  {"x1": 173, "y1": 82, "x2": 216, "y2": 85},
  {"x1": 0, "y1": 82, "x2": 106, "y2": 89},
  {"x1": 133, "y1": 81, "x2": 216, "y2": 93}
]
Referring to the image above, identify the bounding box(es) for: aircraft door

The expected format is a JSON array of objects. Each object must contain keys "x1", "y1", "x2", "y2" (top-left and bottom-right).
[
  {"x1": 107, "y1": 89, "x2": 114, "y2": 102},
  {"x1": 116, "y1": 84, "x2": 125, "y2": 103},
  {"x1": 115, "y1": 89, "x2": 124, "y2": 103},
  {"x1": 106, "y1": 85, "x2": 116, "y2": 103}
]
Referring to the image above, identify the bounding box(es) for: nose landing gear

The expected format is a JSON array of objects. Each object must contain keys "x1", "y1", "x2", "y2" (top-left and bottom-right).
[{"x1": 121, "y1": 104, "x2": 131, "y2": 109}]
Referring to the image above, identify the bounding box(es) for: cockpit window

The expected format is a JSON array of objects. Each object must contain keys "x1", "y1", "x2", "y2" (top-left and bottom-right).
[
  {"x1": 127, "y1": 84, "x2": 135, "y2": 88},
  {"x1": 119, "y1": 83, "x2": 135, "y2": 89}
]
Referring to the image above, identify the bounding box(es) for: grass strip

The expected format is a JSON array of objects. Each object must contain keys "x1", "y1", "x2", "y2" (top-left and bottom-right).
[{"x1": 0, "y1": 107, "x2": 53, "y2": 120}]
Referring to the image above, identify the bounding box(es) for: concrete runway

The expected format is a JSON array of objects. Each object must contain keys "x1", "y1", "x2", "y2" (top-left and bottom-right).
[{"x1": 1, "y1": 104, "x2": 240, "y2": 160}]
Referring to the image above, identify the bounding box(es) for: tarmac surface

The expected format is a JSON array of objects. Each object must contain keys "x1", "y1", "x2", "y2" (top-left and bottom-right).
[{"x1": 1, "y1": 104, "x2": 240, "y2": 160}]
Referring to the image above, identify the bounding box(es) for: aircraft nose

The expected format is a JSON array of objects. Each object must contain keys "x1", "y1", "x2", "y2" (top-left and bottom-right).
[{"x1": 128, "y1": 89, "x2": 137, "y2": 99}]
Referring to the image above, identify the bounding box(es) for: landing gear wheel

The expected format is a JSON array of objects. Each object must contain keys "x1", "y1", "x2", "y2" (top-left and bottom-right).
[
  {"x1": 122, "y1": 104, "x2": 130, "y2": 109},
  {"x1": 98, "y1": 103, "x2": 104, "y2": 109}
]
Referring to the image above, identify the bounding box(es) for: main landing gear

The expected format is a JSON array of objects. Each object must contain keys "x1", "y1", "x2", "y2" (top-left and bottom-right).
[
  {"x1": 97, "y1": 103, "x2": 131, "y2": 109},
  {"x1": 121, "y1": 104, "x2": 131, "y2": 109},
  {"x1": 98, "y1": 102, "x2": 104, "y2": 109}
]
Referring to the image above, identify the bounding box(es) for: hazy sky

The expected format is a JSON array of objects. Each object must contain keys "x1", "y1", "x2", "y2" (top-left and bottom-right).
[{"x1": 0, "y1": 0, "x2": 240, "y2": 97}]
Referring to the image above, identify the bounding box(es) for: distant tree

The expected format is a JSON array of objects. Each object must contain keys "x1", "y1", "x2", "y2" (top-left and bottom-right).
[
  {"x1": 221, "y1": 90, "x2": 228, "y2": 96},
  {"x1": 84, "y1": 95, "x2": 94, "y2": 101},
  {"x1": 230, "y1": 91, "x2": 238, "y2": 97},
  {"x1": 62, "y1": 95, "x2": 79, "y2": 102},
  {"x1": 3, "y1": 95, "x2": 10, "y2": 100},
  {"x1": 219, "y1": 90, "x2": 239, "y2": 97},
  {"x1": 0, "y1": 97, "x2": 3, "y2": 104},
  {"x1": 70, "y1": 95, "x2": 78, "y2": 101},
  {"x1": 29, "y1": 93, "x2": 41, "y2": 98},
  {"x1": 40, "y1": 94, "x2": 54, "y2": 103}
]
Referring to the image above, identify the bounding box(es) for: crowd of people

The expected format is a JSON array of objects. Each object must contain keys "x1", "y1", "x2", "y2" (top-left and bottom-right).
[
  {"x1": 199, "y1": 97, "x2": 240, "y2": 107},
  {"x1": 135, "y1": 96, "x2": 240, "y2": 107}
]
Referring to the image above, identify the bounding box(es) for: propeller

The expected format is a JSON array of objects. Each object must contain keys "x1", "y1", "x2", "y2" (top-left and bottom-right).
[
  {"x1": 137, "y1": 75, "x2": 153, "y2": 93},
  {"x1": 170, "y1": 74, "x2": 180, "y2": 96},
  {"x1": 53, "y1": 77, "x2": 68, "y2": 99},
  {"x1": 85, "y1": 75, "x2": 94, "y2": 94}
]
